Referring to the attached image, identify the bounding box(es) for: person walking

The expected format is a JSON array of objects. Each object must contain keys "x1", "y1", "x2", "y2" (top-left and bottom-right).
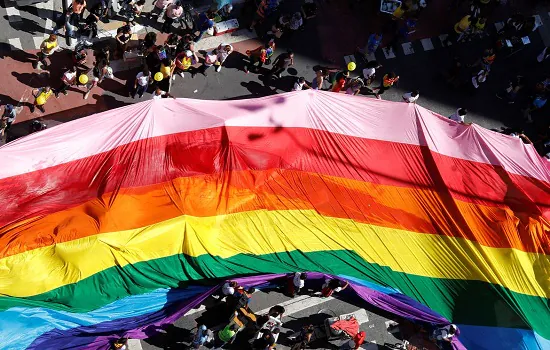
[
  {"x1": 311, "y1": 69, "x2": 324, "y2": 90},
  {"x1": 446, "y1": 14, "x2": 471, "y2": 46},
  {"x1": 468, "y1": 68, "x2": 489, "y2": 95},
  {"x1": 174, "y1": 50, "x2": 198, "y2": 78},
  {"x1": 215, "y1": 43, "x2": 233, "y2": 72},
  {"x1": 115, "y1": 23, "x2": 133, "y2": 57},
  {"x1": 373, "y1": 72, "x2": 399, "y2": 99},
  {"x1": 1, "y1": 104, "x2": 17, "y2": 133},
  {"x1": 161, "y1": 1, "x2": 183, "y2": 33},
  {"x1": 192, "y1": 325, "x2": 211, "y2": 349},
  {"x1": 346, "y1": 78, "x2": 364, "y2": 95},
  {"x1": 357, "y1": 32, "x2": 383, "y2": 58},
  {"x1": 330, "y1": 70, "x2": 349, "y2": 93},
  {"x1": 152, "y1": 85, "x2": 175, "y2": 99},
  {"x1": 196, "y1": 51, "x2": 218, "y2": 77},
  {"x1": 54, "y1": 67, "x2": 78, "y2": 98},
  {"x1": 449, "y1": 108, "x2": 468, "y2": 124},
  {"x1": 159, "y1": 57, "x2": 176, "y2": 90},
  {"x1": 84, "y1": 58, "x2": 110, "y2": 99},
  {"x1": 244, "y1": 44, "x2": 268, "y2": 74},
  {"x1": 215, "y1": 323, "x2": 239, "y2": 349},
  {"x1": 292, "y1": 77, "x2": 310, "y2": 91},
  {"x1": 402, "y1": 90, "x2": 420, "y2": 103},
  {"x1": 148, "y1": 0, "x2": 173, "y2": 20},
  {"x1": 269, "y1": 49, "x2": 294, "y2": 79},
  {"x1": 195, "y1": 11, "x2": 215, "y2": 42},
  {"x1": 30, "y1": 86, "x2": 53, "y2": 113},
  {"x1": 33, "y1": 34, "x2": 60, "y2": 69},
  {"x1": 288, "y1": 272, "x2": 307, "y2": 296},
  {"x1": 132, "y1": 65, "x2": 151, "y2": 98}
]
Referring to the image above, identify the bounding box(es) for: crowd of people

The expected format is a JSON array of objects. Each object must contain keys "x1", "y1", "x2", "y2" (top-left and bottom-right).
[
  {"x1": 1, "y1": 0, "x2": 550, "y2": 154},
  {"x1": 106, "y1": 273, "x2": 461, "y2": 350},
  {"x1": 171, "y1": 273, "x2": 364, "y2": 350}
]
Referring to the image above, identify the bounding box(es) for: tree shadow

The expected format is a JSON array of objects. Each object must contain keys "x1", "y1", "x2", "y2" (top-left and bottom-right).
[
  {"x1": 11, "y1": 71, "x2": 51, "y2": 89},
  {"x1": 240, "y1": 81, "x2": 277, "y2": 97},
  {"x1": 3, "y1": 15, "x2": 45, "y2": 36},
  {"x1": 142, "y1": 323, "x2": 192, "y2": 349},
  {"x1": 0, "y1": 43, "x2": 38, "y2": 63}
]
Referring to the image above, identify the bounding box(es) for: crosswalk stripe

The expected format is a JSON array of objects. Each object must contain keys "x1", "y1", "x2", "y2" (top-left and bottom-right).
[
  {"x1": 8, "y1": 38, "x2": 22, "y2": 50},
  {"x1": 383, "y1": 47, "x2": 396, "y2": 59},
  {"x1": 421, "y1": 38, "x2": 434, "y2": 51},
  {"x1": 402, "y1": 42, "x2": 414, "y2": 55},
  {"x1": 6, "y1": 7, "x2": 20, "y2": 17}
]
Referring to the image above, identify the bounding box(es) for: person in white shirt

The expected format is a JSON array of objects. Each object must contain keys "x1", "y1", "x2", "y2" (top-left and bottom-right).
[
  {"x1": 449, "y1": 108, "x2": 467, "y2": 124},
  {"x1": 432, "y1": 324, "x2": 458, "y2": 343},
  {"x1": 292, "y1": 77, "x2": 310, "y2": 91},
  {"x1": 402, "y1": 90, "x2": 420, "y2": 103},
  {"x1": 222, "y1": 281, "x2": 238, "y2": 296},
  {"x1": 54, "y1": 67, "x2": 77, "y2": 97},
  {"x1": 132, "y1": 66, "x2": 151, "y2": 98},
  {"x1": 291, "y1": 272, "x2": 307, "y2": 296},
  {"x1": 215, "y1": 43, "x2": 233, "y2": 72},
  {"x1": 152, "y1": 86, "x2": 175, "y2": 99},
  {"x1": 470, "y1": 69, "x2": 488, "y2": 93}
]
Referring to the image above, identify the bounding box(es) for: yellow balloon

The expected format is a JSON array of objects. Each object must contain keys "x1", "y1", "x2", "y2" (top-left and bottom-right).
[
  {"x1": 154, "y1": 72, "x2": 164, "y2": 82},
  {"x1": 347, "y1": 61, "x2": 356, "y2": 71},
  {"x1": 79, "y1": 74, "x2": 88, "y2": 84},
  {"x1": 36, "y1": 95, "x2": 46, "y2": 105}
]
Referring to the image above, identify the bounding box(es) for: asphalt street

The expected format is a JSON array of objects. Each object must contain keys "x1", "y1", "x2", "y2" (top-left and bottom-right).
[{"x1": 140, "y1": 284, "x2": 403, "y2": 350}]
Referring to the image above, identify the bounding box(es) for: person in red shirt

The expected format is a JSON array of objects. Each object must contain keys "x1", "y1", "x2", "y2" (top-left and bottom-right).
[{"x1": 352, "y1": 331, "x2": 366, "y2": 349}]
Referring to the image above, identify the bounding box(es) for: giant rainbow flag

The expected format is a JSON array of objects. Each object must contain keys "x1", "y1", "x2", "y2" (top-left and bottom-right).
[{"x1": 0, "y1": 91, "x2": 549, "y2": 349}]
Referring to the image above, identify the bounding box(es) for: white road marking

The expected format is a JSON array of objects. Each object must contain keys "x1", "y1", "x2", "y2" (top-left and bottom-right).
[
  {"x1": 402, "y1": 42, "x2": 414, "y2": 55},
  {"x1": 421, "y1": 38, "x2": 434, "y2": 51},
  {"x1": 127, "y1": 339, "x2": 143, "y2": 350},
  {"x1": 8, "y1": 38, "x2": 22, "y2": 50},
  {"x1": 383, "y1": 47, "x2": 395, "y2": 59},
  {"x1": 6, "y1": 7, "x2": 20, "y2": 17}
]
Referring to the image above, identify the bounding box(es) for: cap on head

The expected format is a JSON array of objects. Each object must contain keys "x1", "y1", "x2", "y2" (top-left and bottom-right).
[
  {"x1": 200, "y1": 325, "x2": 207, "y2": 331},
  {"x1": 5, "y1": 104, "x2": 13, "y2": 110}
]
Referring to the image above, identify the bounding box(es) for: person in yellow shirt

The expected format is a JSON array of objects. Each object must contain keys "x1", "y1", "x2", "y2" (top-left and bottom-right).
[
  {"x1": 30, "y1": 86, "x2": 53, "y2": 113},
  {"x1": 33, "y1": 34, "x2": 59, "y2": 69},
  {"x1": 446, "y1": 15, "x2": 471, "y2": 46},
  {"x1": 158, "y1": 57, "x2": 175, "y2": 90}
]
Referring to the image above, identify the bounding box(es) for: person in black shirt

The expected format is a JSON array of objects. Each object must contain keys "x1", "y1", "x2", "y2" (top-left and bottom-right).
[{"x1": 269, "y1": 50, "x2": 294, "y2": 79}]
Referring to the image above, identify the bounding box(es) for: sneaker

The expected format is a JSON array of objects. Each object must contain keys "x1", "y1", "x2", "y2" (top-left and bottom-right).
[
  {"x1": 55, "y1": 92, "x2": 59, "y2": 98},
  {"x1": 63, "y1": 91, "x2": 68, "y2": 96},
  {"x1": 191, "y1": 72, "x2": 196, "y2": 78},
  {"x1": 179, "y1": 72, "x2": 184, "y2": 78},
  {"x1": 375, "y1": 94, "x2": 382, "y2": 100},
  {"x1": 276, "y1": 74, "x2": 281, "y2": 78},
  {"x1": 29, "y1": 105, "x2": 35, "y2": 113},
  {"x1": 172, "y1": 75, "x2": 176, "y2": 80},
  {"x1": 215, "y1": 66, "x2": 221, "y2": 72},
  {"x1": 84, "y1": 91, "x2": 90, "y2": 100}
]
